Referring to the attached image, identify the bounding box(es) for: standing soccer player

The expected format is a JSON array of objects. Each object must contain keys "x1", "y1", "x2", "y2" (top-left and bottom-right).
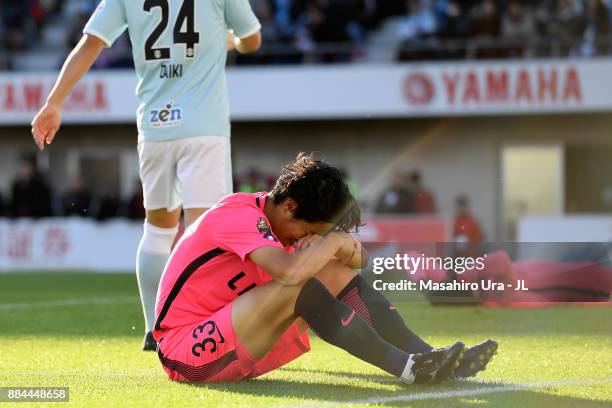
[{"x1": 31, "y1": 0, "x2": 261, "y2": 350}]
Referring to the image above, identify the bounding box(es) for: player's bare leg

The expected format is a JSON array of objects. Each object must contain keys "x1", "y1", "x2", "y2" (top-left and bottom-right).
[
  {"x1": 232, "y1": 260, "x2": 355, "y2": 358},
  {"x1": 184, "y1": 208, "x2": 209, "y2": 228},
  {"x1": 231, "y1": 261, "x2": 464, "y2": 384},
  {"x1": 147, "y1": 208, "x2": 181, "y2": 228},
  {"x1": 138, "y1": 207, "x2": 181, "y2": 350}
]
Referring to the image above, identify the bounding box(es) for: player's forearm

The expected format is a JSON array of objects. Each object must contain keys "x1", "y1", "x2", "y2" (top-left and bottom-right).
[
  {"x1": 233, "y1": 33, "x2": 261, "y2": 54},
  {"x1": 282, "y1": 233, "x2": 346, "y2": 286},
  {"x1": 233, "y1": 39, "x2": 253, "y2": 54},
  {"x1": 46, "y1": 35, "x2": 104, "y2": 108}
]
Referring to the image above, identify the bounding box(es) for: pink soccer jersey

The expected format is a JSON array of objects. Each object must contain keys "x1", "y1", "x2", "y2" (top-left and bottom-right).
[{"x1": 153, "y1": 193, "x2": 286, "y2": 338}]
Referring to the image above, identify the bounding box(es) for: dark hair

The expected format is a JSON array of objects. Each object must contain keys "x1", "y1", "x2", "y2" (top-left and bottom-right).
[{"x1": 269, "y1": 153, "x2": 361, "y2": 232}]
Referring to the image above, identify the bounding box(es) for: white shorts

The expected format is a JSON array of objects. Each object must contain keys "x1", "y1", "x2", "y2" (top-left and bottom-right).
[{"x1": 137, "y1": 136, "x2": 232, "y2": 211}]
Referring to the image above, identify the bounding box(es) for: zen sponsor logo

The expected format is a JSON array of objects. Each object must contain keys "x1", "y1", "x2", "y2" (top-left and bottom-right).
[{"x1": 149, "y1": 101, "x2": 183, "y2": 127}]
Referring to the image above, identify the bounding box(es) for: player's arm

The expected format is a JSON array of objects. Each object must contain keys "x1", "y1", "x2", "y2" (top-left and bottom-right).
[
  {"x1": 31, "y1": 34, "x2": 105, "y2": 151},
  {"x1": 296, "y1": 233, "x2": 368, "y2": 270},
  {"x1": 249, "y1": 232, "x2": 355, "y2": 286},
  {"x1": 227, "y1": 30, "x2": 261, "y2": 54},
  {"x1": 225, "y1": 0, "x2": 261, "y2": 54}
]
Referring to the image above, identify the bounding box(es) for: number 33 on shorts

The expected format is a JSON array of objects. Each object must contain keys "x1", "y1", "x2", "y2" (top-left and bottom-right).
[{"x1": 191, "y1": 320, "x2": 225, "y2": 357}]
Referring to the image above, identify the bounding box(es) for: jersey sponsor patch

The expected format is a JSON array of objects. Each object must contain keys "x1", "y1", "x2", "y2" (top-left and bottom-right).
[
  {"x1": 150, "y1": 101, "x2": 183, "y2": 128},
  {"x1": 257, "y1": 217, "x2": 278, "y2": 242}
]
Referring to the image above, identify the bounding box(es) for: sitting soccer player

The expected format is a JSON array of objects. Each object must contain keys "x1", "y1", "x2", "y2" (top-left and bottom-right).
[{"x1": 153, "y1": 153, "x2": 496, "y2": 384}]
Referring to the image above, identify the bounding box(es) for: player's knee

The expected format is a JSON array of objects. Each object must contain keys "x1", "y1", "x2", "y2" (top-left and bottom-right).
[
  {"x1": 315, "y1": 260, "x2": 358, "y2": 297},
  {"x1": 294, "y1": 278, "x2": 357, "y2": 343},
  {"x1": 138, "y1": 221, "x2": 179, "y2": 254}
]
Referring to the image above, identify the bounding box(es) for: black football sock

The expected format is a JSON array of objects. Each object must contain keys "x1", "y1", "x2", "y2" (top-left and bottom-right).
[
  {"x1": 337, "y1": 275, "x2": 433, "y2": 353},
  {"x1": 294, "y1": 278, "x2": 410, "y2": 378}
]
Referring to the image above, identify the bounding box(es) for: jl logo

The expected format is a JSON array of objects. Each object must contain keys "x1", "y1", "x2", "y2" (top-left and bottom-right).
[{"x1": 257, "y1": 217, "x2": 278, "y2": 241}]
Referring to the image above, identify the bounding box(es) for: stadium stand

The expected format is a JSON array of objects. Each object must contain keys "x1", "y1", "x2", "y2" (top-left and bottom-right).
[{"x1": 1, "y1": 0, "x2": 611, "y2": 70}]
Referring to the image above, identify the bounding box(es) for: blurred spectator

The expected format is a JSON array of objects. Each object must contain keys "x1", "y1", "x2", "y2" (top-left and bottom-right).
[
  {"x1": 253, "y1": 0, "x2": 286, "y2": 56},
  {"x1": 434, "y1": 0, "x2": 471, "y2": 58},
  {"x1": 270, "y1": 0, "x2": 302, "y2": 35},
  {"x1": 375, "y1": 172, "x2": 414, "y2": 214},
  {"x1": 61, "y1": 177, "x2": 92, "y2": 217},
  {"x1": 453, "y1": 195, "x2": 483, "y2": 243},
  {"x1": 397, "y1": 0, "x2": 439, "y2": 60},
  {"x1": 0, "y1": 191, "x2": 7, "y2": 217},
  {"x1": 409, "y1": 170, "x2": 436, "y2": 213},
  {"x1": 40, "y1": 0, "x2": 62, "y2": 16},
  {"x1": 470, "y1": 0, "x2": 502, "y2": 58},
  {"x1": 470, "y1": 0, "x2": 500, "y2": 37},
  {"x1": 10, "y1": 156, "x2": 54, "y2": 218},
  {"x1": 399, "y1": 0, "x2": 438, "y2": 41},
  {"x1": 238, "y1": 0, "x2": 303, "y2": 64},
  {"x1": 577, "y1": 0, "x2": 611, "y2": 56},
  {"x1": 535, "y1": 0, "x2": 557, "y2": 36},
  {"x1": 546, "y1": 0, "x2": 584, "y2": 55},
  {"x1": 501, "y1": 1, "x2": 537, "y2": 57},
  {"x1": 66, "y1": 7, "x2": 92, "y2": 49},
  {"x1": 127, "y1": 181, "x2": 145, "y2": 220},
  {"x1": 238, "y1": 168, "x2": 268, "y2": 193},
  {"x1": 436, "y1": 0, "x2": 471, "y2": 38},
  {"x1": 2, "y1": 1, "x2": 31, "y2": 50},
  {"x1": 305, "y1": 0, "x2": 363, "y2": 62},
  {"x1": 94, "y1": 190, "x2": 122, "y2": 221}
]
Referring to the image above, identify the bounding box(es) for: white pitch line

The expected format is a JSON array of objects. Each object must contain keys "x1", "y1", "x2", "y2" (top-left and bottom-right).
[
  {"x1": 0, "y1": 296, "x2": 136, "y2": 310},
  {"x1": 4, "y1": 369, "x2": 161, "y2": 378},
  {"x1": 288, "y1": 377, "x2": 612, "y2": 407}
]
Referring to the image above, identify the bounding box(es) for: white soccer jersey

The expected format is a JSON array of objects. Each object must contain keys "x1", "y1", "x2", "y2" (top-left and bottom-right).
[{"x1": 84, "y1": 0, "x2": 260, "y2": 141}]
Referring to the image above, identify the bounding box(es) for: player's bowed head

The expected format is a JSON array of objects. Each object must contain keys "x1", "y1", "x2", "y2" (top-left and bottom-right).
[{"x1": 250, "y1": 153, "x2": 367, "y2": 286}]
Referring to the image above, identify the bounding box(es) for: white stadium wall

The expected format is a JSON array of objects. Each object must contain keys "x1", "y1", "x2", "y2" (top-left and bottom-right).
[{"x1": 2, "y1": 59, "x2": 612, "y2": 124}]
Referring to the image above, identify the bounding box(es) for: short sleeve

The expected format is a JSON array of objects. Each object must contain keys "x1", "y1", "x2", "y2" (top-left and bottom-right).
[
  {"x1": 224, "y1": 0, "x2": 261, "y2": 39},
  {"x1": 213, "y1": 206, "x2": 283, "y2": 262},
  {"x1": 83, "y1": 0, "x2": 128, "y2": 47}
]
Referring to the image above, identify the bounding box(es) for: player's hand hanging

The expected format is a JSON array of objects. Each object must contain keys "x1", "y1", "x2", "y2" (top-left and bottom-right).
[{"x1": 31, "y1": 103, "x2": 62, "y2": 151}]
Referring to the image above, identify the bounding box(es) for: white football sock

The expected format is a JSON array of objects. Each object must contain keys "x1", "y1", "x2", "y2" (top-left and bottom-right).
[
  {"x1": 136, "y1": 222, "x2": 178, "y2": 333},
  {"x1": 399, "y1": 354, "x2": 417, "y2": 384}
]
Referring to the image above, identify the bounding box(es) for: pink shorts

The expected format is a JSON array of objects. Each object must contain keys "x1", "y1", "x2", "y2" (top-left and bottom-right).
[{"x1": 157, "y1": 302, "x2": 310, "y2": 382}]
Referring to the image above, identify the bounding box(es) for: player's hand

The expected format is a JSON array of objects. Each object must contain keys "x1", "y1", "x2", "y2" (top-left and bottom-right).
[
  {"x1": 295, "y1": 234, "x2": 322, "y2": 251},
  {"x1": 31, "y1": 102, "x2": 62, "y2": 151},
  {"x1": 326, "y1": 231, "x2": 357, "y2": 265}
]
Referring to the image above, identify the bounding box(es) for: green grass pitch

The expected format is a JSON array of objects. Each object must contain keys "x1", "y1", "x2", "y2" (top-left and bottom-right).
[{"x1": 0, "y1": 272, "x2": 610, "y2": 407}]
